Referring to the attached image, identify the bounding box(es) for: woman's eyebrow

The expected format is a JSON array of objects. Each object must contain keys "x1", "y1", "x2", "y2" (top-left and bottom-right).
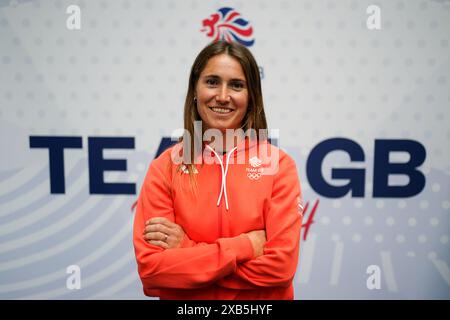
[
  {"x1": 230, "y1": 78, "x2": 246, "y2": 83},
  {"x1": 203, "y1": 74, "x2": 220, "y2": 79},
  {"x1": 203, "y1": 74, "x2": 246, "y2": 82}
]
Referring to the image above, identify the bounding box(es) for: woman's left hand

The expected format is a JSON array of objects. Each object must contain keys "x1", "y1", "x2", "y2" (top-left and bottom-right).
[{"x1": 143, "y1": 217, "x2": 186, "y2": 249}]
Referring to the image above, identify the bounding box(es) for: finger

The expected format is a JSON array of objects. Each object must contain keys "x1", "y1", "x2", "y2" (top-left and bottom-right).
[
  {"x1": 144, "y1": 231, "x2": 167, "y2": 242},
  {"x1": 148, "y1": 240, "x2": 169, "y2": 249},
  {"x1": 144, "y1": 223, "x2": 172, "y2": 236},
  {"x1": 148, "y1": 217, "x2": 177, "y2": 229}
]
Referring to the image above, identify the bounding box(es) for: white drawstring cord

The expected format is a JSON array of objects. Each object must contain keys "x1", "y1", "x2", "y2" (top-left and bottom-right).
[
  {"x1": 222, "y1": 148, "x2": 237, "y2": 210},
  {"x1": 206, "y1": 145, "x2": 225, "y2": 207},
  {"x1": 205, "y1": 145, "x2": 238, "y2": 211}
]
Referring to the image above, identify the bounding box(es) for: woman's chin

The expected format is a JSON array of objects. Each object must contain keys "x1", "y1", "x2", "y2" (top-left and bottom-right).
[{"x1": 205, "y1": 121, "x2": 236, "y2": 132}]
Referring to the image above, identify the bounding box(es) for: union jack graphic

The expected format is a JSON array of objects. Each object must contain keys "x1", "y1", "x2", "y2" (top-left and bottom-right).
[{"x1": 201, "y1": 7, "x2": 255, "y2": 47}]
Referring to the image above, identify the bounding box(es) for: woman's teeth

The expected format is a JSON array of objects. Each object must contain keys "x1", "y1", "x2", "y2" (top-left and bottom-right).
[{"x1": 210, "y1": 107, "x2": 233, "y2": 114}]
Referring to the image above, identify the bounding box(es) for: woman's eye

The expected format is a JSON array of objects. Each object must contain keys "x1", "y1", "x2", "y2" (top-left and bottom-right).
[
  {"x1": 231, "y1": 82, "x2": 244, "y2": 90},
  {"x1": 206, "y1": 79, "x2": 218, "y2": 86}
]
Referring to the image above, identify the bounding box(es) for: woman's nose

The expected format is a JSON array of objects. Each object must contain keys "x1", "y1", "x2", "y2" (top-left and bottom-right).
[{"x1": 216, "y1": 85, "x2": 230, "y2": 103}]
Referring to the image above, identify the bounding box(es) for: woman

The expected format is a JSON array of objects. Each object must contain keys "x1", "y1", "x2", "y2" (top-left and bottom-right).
[{"x1": 133, "y1": 40, "x2": 303, "y2": 299}]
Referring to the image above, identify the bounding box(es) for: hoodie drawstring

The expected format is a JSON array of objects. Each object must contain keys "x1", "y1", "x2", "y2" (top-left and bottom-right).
[{"x1": 206, "y1": 145, "x2": 238, "y2": 211}]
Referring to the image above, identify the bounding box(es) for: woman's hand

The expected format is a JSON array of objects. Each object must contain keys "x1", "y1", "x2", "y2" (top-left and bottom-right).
[
  {"x1": 246, "y1": 230, "x2": 266, "y2": 257},
  {"x1": 143, "y1": 217, "x2": 186, "y2": 249}
]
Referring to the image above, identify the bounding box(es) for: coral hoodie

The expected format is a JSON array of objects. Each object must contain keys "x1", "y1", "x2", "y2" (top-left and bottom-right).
[{"x1": 133, "y1": 138, "x2": 303, "y2": 299}]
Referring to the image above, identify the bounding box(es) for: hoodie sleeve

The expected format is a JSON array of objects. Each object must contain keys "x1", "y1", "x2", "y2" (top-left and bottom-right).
[
  {"x1": 217, "y1": 153, "x2": 303, "y2": 289},
  {"x1": 133, "y1": 152, "x2": 255, "y2": 290}
]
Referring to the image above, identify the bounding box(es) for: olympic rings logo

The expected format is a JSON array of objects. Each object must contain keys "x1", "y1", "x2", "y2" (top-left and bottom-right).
[{"x1": 247, "y1": 172, "x2": 261, "y2": 180}]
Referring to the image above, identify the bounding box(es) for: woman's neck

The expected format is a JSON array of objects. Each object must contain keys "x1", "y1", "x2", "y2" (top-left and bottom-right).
[{"x1": 208, "y1": 131, "x2": 246, "y2": 155}]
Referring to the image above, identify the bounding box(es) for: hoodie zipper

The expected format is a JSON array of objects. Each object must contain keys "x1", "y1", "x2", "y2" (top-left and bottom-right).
[{"x1": 218, "y1": 153, "x2": 226, "y2": 237}]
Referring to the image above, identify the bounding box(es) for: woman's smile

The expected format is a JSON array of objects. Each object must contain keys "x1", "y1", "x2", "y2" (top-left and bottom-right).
[{"x1": 208, "y1": 106, "x2": 235, "y2": 114}]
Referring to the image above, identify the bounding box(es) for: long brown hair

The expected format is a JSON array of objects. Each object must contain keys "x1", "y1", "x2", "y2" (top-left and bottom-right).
[{"x1": 180, "y1": 40, "x2": 268, "y2": 191}]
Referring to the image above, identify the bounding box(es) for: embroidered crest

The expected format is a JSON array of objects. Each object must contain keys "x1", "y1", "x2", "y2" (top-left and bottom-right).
[
  {"x1": 249, "y1": 156, "x2": 262, "y2": 168},
  {"x1": 246, "y1": 156, "x2": 264, "y2": 180},
  {"x1": 180, "y1": 164, "x2": 198, "y2": 174}
]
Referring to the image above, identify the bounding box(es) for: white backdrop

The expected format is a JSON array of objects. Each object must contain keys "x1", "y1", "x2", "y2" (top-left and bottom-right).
[{"x1": 0, "y1": 0, "x2": 449, "y2": 299}]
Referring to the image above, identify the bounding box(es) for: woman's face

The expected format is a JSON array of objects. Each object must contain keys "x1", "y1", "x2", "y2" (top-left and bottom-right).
[{"x1": 195, "y1": 54, "x2": 249, "y2": 133}]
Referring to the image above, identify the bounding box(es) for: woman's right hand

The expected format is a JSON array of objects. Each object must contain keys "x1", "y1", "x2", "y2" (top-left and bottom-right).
[
  {"x1": 144, "y1": 217, "x2": 186, "y2": 249},
  {"x1": 246, "y1": 230, "x2": 266, "y2": 257}
]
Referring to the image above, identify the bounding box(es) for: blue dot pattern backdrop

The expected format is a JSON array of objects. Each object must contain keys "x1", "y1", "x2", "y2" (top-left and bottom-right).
[{"x1": 0, "y1": 0, "x2": 449, "y2": 299}]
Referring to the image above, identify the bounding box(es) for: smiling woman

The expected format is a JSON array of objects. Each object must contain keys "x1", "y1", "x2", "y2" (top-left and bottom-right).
[
  {"x1": 195, "y1": 54, "x2": 249, "y2": 133},
  {"x1": 133, "y1": 40, "x2": 304, "y2": 300},
  {"x1": 183, "y1": 40, "x2": 268, "y2": 166}
]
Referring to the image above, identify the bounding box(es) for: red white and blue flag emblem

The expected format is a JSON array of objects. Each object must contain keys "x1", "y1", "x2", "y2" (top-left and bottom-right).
[{"x1": 201, "y1": 7, "x2": 255, "y2": 47}]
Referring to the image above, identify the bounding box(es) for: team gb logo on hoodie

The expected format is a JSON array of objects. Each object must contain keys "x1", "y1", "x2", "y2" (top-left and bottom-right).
[{"x1": 247, "y1": 156, "x2": 264, "y2": 180}]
